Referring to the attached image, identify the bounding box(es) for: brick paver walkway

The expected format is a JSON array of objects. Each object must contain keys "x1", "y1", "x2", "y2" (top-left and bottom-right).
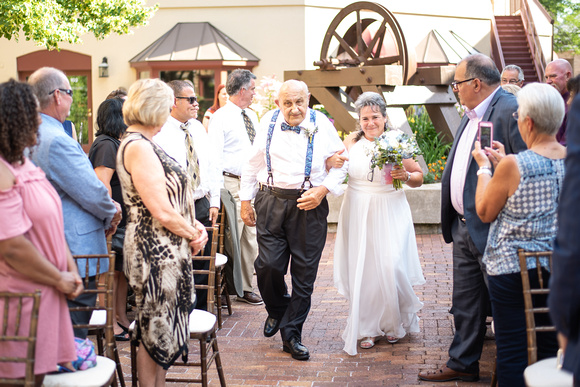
[{"x1": 116, "y1": 232, "x2": 496, "y2": 386}]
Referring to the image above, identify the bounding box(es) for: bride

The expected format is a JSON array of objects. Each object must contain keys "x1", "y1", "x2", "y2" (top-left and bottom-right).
[{"x1": 333, "y1": 91, "x2": 425, "y2": 355}]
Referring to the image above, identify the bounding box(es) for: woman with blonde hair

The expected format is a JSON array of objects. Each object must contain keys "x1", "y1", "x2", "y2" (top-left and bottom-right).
[{"x1": 117, "y1": 78, "x2": 207, "y2": 386}]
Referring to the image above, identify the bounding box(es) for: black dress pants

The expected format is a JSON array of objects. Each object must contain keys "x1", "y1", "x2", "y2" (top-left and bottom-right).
[
  {"x1": 253, "y1": 189, "x2": 328, "y2": 341},
  {"x1": 447, "y1": 215, "x2": 491, "y2": 374}
]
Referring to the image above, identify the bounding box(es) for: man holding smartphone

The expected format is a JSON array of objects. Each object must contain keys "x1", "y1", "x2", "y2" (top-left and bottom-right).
[{"x1": 419, "y1": 53, "x2": 527, "y2": 382}]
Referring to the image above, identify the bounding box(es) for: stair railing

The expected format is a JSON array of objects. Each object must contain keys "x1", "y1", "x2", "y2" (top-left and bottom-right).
[
  {"x1": 519, "y1": 0, "x2": 548, "y2": 81},
  {"x1": 490, "y1": 16, "x2": 506, "y2": 71}
]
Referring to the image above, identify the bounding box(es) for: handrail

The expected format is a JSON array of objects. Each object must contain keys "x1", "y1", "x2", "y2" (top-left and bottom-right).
[
  {"x1": 520, "y1": 0, "x2": 547, "y2": 81},
  {"x1": 490, "y1": 16, "x2": 505, "y2": 71}
]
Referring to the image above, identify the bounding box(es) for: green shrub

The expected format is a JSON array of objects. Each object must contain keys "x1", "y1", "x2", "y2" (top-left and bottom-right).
[{"x1": 406, "y1": 106, "x2": 452, "y2": 183}]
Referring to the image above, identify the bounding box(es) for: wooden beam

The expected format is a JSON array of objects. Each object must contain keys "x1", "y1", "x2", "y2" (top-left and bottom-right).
[
  {"x1": 425, "y1": 105, "x2": 462, "y2": 142},
  {"x1": 309, "y1": 87, "x2": 357, "y2": 134},
  {"x1": 285, "y1": 65, "x2": 404, "y2": 87},
  {"x1": 382, "y1": 85, "x2": 457, "y2": 106},
  {"x1": 407, "y1": 65, "x2": 456, "y2": 86}
]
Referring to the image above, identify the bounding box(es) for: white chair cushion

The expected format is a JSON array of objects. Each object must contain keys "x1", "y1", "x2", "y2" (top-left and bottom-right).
[
  {"x1": 189, "y1": 309, "x2": 216, "y2": 333},
  {"x1": 42, "y1": 355, "x2": 116, "y2": 387},
  {"x1": 88, "y1": 310, "x2": 106, "y2": 326},
  {"x1": 215, "y1": 253, "x2": 228, "y2": 267},
  {"x1": 524, "y1": 357, "x2": 574, "y2": 387}
]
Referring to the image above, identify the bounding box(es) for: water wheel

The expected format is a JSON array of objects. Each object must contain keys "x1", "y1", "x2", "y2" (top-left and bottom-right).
[{"x1": 316, "y1": 1, "x2": 410, "y2": 84}]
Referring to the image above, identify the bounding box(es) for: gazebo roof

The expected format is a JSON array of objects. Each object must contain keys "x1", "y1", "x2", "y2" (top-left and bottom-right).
[{"x1": 130, "y1": 22, "x2": 260, "y2": 63}]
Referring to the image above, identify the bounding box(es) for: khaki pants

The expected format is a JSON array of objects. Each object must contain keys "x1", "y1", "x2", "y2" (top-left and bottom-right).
[{"x1": 223, "y1": 175, "x2": 258, "y2": 293}]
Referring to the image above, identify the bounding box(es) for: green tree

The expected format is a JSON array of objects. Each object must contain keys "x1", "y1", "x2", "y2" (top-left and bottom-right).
[
  {"x1": 0, "y1": 0, "x2": 157, "y2": 50},
  {"x1": 538, "y1": 0, "x2": 580, "y2": 53}
]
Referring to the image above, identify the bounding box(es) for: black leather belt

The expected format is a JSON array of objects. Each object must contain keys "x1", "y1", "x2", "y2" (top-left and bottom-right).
[
  {"x1": 223, "y1": 172, "x2": 240, "y2": 179},
  {"x1": 458, "y1": 214, "x2": 466, "y2": 223},
  {"x1": 259, "y1": 183, "x2": 304, "y2": 199}
]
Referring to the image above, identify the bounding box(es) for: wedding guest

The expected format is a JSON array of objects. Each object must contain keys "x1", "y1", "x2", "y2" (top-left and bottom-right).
[
  {"x1": 209, "y1": 69, "x2": 263, "y2": 305},
  {"x1": 550, "y1": 88, "x2": 580, "y2": 386},
  {"x1": 88, "y1": 97, "x2": 130, "y2": 340},
  {"x1": 0, "y1": 79, "x2": 83, "y2": 385},
  {"x1": 501, "y1": 64, "x2": 524, "y2": 87},
  {"x1": 27, "y1": 67, "x2": 121, "y2": 338},
  {"x1": 418, "y1": 54, "x2": 527, "y2": 382},
  {"x1": 118, "y1": 79, "x2": 207, "y2": 386},
  {"x1": 154, "y1": 80, "x2": 221, "y2": 311},
  {"x1": 472, "y1": 83, "x2": 563, "y2": 386},
  {"x1": 203, "y1": 83, "x2": 227, "y2": 131},
  {"x1": 334, "y1": 92, "x2": 425, "y2": 355},
  {"x1": 545, "y1": 59, "x2": 572, "y2": 145}
]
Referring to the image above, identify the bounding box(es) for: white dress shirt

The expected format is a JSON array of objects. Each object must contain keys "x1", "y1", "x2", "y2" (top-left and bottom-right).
[
  {"x1": 153, "y1": 116, "x2": 221, "y2": 207},
  {"x1": 239, "y1": 108, "x2": 348, "y2": 201},
  {"x1": 208, "y1": 100, "x2": 259, "y2": 182},
  {"x1": 450, "y1": 86, "x2": 500, "y2": 215}
]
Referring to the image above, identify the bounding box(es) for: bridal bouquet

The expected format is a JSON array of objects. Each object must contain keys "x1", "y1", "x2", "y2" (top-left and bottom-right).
[{"x1": 368, "y1": 129, "x2": 422, "y2": 190}]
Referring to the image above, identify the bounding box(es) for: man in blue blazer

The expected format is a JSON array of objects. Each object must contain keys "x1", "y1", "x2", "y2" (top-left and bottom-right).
[
  {"x1": 550, "y1": 94, "x2": 580, "y2": 386},
  {"x1": 28, "y1": 67, "x2": 121, "y2": 337},
  {"x1": 419, "y1": 54, "x2": 527, "y2": 382}
]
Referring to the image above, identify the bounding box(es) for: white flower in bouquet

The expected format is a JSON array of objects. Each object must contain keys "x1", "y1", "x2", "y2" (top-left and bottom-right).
[{"x1": 367, "y1": 129, "x2": 421, "y2": 190}]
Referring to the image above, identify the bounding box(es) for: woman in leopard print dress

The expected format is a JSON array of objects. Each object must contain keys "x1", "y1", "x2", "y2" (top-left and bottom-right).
[{"x1": 117, "y1": 79, "x2": 207, "y2": 386}]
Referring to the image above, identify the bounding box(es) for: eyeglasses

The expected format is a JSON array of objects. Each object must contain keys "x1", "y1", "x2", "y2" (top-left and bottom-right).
[
  {"x1": 176, "y1": 96, "x2": 197, "y2": 104},
  {"x1": 49, "y1": 88, "x2": 73, "y2": 97},
  {"x1": 502, "y1": 79, "x2": 521, "y2": 85},
  {"x1": 451, "y1": 78, "x2": 476, "y2": 91},
  {"x1": 512, "y1": 111, "x2": 519, "y2": 120}
]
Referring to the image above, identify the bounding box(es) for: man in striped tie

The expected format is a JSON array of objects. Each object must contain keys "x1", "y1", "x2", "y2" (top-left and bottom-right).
[{"x1": 209, "y1": 69, "x2": 263, "y2": 306}]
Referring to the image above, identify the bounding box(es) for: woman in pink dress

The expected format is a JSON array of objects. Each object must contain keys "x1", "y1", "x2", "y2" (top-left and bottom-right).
[{"x1": 0, "y1": 80, "x2": 83, "y2": 385}]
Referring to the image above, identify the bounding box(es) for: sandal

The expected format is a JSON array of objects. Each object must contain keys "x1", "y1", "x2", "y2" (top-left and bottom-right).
[
  {"x1": 114, "y1": 331, "x2": 130, "y2": 341},
  {"x1": 117, "y1": 322, "x2": 129, "y2": 334},
  {"x1": 386, "y1": 335, "x2": 399, "y2": 343},
  {"x1": 360, "y1": 336, "x2": 380, "y2": 349}
]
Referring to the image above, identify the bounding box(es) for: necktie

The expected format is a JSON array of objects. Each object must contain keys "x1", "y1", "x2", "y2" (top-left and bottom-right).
[
  {"x1": 180, "y1": 121, "x2": 200, "y2": 190},
  {"x1": 281, "y1": 122, "x2": 301, "y2": 134},
  {"x1": 241, "y1": 110, "x2": 256, "y2": 144}
]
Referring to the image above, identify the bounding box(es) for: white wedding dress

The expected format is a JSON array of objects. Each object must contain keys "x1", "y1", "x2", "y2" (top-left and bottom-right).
[{"x1": 334, "y1": 137, "x2": 425, "y2": 355}]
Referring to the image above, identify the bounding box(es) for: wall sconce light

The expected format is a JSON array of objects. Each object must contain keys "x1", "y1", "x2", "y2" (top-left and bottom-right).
[{"x1": 98, "y1": 57, "x2": 109, "y2": 78}]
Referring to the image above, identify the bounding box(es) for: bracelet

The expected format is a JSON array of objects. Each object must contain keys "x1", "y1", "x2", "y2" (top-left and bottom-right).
[
  {"x1": 477, "y1": 168, "x2": 492, "y2": 176},
  {"x1": 405, "y1": 171, "x2": 412, "y2": 182},
  {"x1": 479, "y1": 165, "x2": 491, "y2": 170}
]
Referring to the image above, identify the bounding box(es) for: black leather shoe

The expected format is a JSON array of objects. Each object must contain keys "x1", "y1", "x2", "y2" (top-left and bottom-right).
[
  {"x1": 263, "y1": 316, "x2": 280, "y2": 337},
  {"x1": 283, "y1": 337, "x2": 309, "y2": 360}
]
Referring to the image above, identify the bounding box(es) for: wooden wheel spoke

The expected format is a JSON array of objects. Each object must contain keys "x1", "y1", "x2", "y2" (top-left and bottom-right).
[
  {"x1": 355, "y1": 11, "x2": 368, "y2": 57},
  {"x1": 332, "y1": 30, "x2": 359, "y2": 60},
  {"x1": 363, "y1": 18, "x2": 387, "y2": 59},
  {"x1": 319, "y1": 2, "x2": 409, "y2": 83}
]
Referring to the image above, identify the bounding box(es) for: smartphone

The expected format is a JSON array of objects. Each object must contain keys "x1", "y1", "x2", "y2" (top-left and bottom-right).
[{"x1": 478, "y1": 121, "x2": 493, "y2": 149}]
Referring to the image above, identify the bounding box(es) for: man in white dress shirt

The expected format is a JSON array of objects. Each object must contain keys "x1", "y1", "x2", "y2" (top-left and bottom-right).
[
  {"x1": 154, "y1": 80, "x2": 221, "y2": 310},
  {"x1": 209, "y1": 69, "x2": 263, "y2": 305},
  {"x1": 239, "y1": 80, "x2": 347, "y2": 360}
]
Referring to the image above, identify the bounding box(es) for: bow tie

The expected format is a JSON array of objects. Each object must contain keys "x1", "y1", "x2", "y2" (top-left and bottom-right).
[{"x1": 281, "y1": 122, "x2": 301, "y2": 134}]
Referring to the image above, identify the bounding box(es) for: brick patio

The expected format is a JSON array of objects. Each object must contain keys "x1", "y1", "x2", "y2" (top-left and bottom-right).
[{"x1": 116, "y1": 232, "x2": 496, "y2": 386}]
